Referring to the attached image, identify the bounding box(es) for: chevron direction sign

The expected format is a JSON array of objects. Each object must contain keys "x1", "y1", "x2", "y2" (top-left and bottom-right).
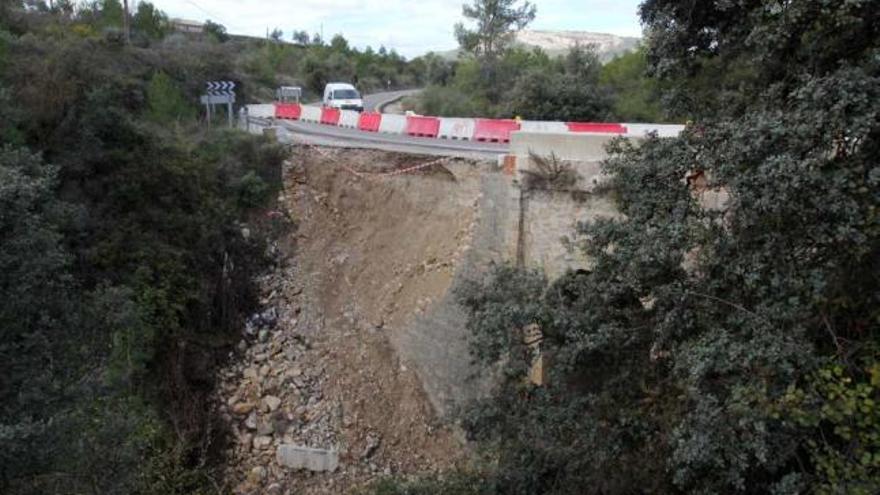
[
  {"x1": 206, "y1": 80, "x2": 236, "y2": 96},
  {"x1": 202, "y1": 81, "x2": 237, "y2": 126}
]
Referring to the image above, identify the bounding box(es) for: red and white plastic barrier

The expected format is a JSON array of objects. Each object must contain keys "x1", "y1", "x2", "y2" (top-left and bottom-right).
[
  {"x1": 249, "y1": 104, "x2": 277, "y2": 119},
  {"x1": 406, "y1": 115, "x2": 441, "y2": 138},
  {"x1": 320, "y1": 107, "x2": 341, "y2": 126},
  {"x1": 438, "y1": 118, "x2": 476, "y2": 140},
  {"x1": 623, "y1": 123, "x2": 685, "y2": 138},
  {"x1": 300, "y1": 105, "x2": 322, "y2": 123},
  {"x1": 566, "y1": 122, "x2": 627, "y2": 134},
  {"x1": 520, "y1": 120, "x2": 569, "y2": 133},
  {"x1": 358, "y1": 112, "x2": 382, "y2": 132},
  {"x1": 266, "y1": 103, "x2": 682, "y2": 141},
  {"x1": 274, "y1": 103, "x2": 302, "y2": 120},
  {"x1": 339, "y1": 110, "x2": 361, "y2": 129},
  {"x1": 474, "y1": 119, "x2": 521, "y2": 143},
  {"x1": 378, "y1": 114, "x2": 407, "y2": 134}
]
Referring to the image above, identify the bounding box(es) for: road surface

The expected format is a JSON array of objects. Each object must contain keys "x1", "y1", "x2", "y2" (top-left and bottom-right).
[
  {"x1": 272, "y1": 118, "x2": 508, "y2": 161},
  {"x1": 363, "y1": 89, "x2": 422, "y2": 112},
  {"x1": 248, "y1": 90, "x2": 507, "y2": 160}
]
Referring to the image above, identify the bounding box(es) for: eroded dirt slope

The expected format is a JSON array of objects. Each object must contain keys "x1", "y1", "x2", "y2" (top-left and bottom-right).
[{"x1": 218, "y1": 147, "x2": 487, "y2": 494}]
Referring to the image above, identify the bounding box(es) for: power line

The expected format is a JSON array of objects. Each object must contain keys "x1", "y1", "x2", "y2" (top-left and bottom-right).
[{"x1": 181, "y1": 0, "x2": 224, "y2": 23}]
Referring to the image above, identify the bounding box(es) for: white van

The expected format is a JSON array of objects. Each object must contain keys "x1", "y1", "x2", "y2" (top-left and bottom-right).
[{"x1": 323, "y1": 83, "x2": 364, "y2": 112}]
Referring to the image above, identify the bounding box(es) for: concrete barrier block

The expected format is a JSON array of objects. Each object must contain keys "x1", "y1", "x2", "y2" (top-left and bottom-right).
[
  {"x1": 300, "y1": 105, "x2": 323, "y2": 123},
  {"x1": 510, "y1": 131, "x2": 643, "y2": 192},
  {"x1": 510, "y1": 131, "x2": 621, "y2": 162},
  {"x1": 339, "y1": 110, "x2": 360, "y2": 128},
  {"x1": 276, "y1": 445, "x2": 339, "y2": 472},
  {"x1": 378, "y1": 114, "x2": 407, "y2": 134}
]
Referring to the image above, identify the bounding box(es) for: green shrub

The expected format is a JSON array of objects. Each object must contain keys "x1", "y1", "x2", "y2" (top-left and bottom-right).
[
  {"x1": 146, "y1": 71, "x2": 196, "y2": 123},
  {"x1": 417, "y1": 84, "x2": 487, "y2": 117}
]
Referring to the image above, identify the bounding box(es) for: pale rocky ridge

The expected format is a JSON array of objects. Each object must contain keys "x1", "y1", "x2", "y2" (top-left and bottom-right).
[
  {"x1": 433, "y1": 30, "x2": 641, "y2": 62},
  {"x1": 515, "y1": 29, "x2": 641, "y2": 60}
]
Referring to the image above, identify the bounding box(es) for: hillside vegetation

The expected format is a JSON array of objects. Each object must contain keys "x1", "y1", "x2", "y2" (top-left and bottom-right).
[
  {"x1": 410, "y1": 2, "x2": 671, "y2": 123},
  {"x1": 379, "y1": 0, "x2": 880, "y2": 493},
  {"x1": 0, "y1": 2, "x2": 288, "y2": 493}
]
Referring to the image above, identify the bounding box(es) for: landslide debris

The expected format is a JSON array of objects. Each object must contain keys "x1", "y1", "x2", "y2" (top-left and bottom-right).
[{"x1": 217, "y1": 147, "x2": 487, "y2": 494}]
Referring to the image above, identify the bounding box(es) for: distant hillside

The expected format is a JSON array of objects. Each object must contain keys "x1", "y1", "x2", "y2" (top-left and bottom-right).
[
  {"x1": 433, "y1": 30, "x2": 641, "y2": 62},
  {"x1": 516, "y1": 30, "x2": 641, "y2": 60}
]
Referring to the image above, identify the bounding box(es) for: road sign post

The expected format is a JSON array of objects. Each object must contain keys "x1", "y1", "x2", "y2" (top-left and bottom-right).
[{"x1": 202, "y1": 81, "x2": 237, "y2": 127}]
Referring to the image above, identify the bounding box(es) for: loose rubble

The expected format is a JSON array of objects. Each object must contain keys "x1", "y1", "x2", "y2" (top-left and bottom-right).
[{"x1": 216, "y1": 152, "x2": 470, "y2": 494}]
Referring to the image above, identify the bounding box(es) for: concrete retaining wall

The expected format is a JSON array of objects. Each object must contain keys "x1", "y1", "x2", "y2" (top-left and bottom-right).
[
  {"x1": 521, "y1": 191, "x2": 619, "y2": 280},
  {"x1": 510, "y1": 131, "x2": 620, "y2": 162},
  {"x1": 397, "y1": 166, "x2": 519, "y2": 416},
  {"x1": 509, "y1": 131, "x2": 634, "y2": 192}
]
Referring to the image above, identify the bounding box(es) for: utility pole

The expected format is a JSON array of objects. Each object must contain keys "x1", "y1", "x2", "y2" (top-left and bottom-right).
[{"x1": 123, "y1": 0, "x2": 131, "y2": 44}]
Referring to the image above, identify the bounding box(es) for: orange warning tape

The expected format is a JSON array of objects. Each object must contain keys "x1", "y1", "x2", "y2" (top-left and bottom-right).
[{"x1": 299, "y1": 143, "x2": 449, "y2": 180}]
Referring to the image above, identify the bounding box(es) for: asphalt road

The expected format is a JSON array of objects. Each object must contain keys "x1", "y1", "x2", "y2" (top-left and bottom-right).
[
  {"x1": 273, "y1": 118, "x2": 508, "y2": 161},
  {"x1": 249, "y1": 90, "x2": 507, "y2": 160},
  {"x1": 363, "y1": 89, "x2": 422, "y2": 112}
]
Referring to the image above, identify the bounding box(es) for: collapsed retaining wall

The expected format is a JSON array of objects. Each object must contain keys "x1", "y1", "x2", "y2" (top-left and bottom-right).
[
  {"x1": 398, "y1": 132, "x2": 631, "y2": 414},
  {"x1": 277, "y1": 132, "x2": 651, "y2": 417},
  {"x1": 397, "y1": 170, "x2": 520, "y2": 415}
]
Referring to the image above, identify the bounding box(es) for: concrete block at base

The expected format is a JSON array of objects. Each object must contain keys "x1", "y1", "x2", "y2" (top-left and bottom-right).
[
  {"x1": 510, "y1": 131, "x2": 640, "y2": 191},
  {"x1": 276, "y1": 445, "x2": 339, "y2": 472},
  {"x1": 300, "y1": 105, "x2": 323, "y2": 123},
  {"x1": 510, "y1": 131, "x2": 624, "y2": 162}
]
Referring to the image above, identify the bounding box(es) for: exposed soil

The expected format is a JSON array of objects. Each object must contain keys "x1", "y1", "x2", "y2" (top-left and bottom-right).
[{"x1": 217, "y1": 147, "x2": 486, "y2": 494}]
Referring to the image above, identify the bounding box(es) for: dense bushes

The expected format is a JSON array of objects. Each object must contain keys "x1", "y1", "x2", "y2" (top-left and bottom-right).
[
  {"x1": 415, "y1": 44, "x2": 671, "y2": 123},
  {"x1": 238, "y1": 32, "x2": 421, "y2": 100},
  {"x1": 0, "y1": 4, "x2": 286, "y2": 493},
  {"x1": 404, "y1": 1, "x2": 670, "y2": 122},
  {"x1": 379, "y1": 1, "x2": 880, "y2": 494}
]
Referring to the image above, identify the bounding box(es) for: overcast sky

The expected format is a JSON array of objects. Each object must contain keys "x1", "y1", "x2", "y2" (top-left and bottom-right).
[{"x1": 144, "y1": 0, "x2": 644, "y2": 58}]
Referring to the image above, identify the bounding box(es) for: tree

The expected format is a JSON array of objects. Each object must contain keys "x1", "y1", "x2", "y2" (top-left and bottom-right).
[
  {"x1": 330, "y1": 33, "x2": 349, "y2": 53},
  {"x1": 599, "y1": 47, "x2": 666, "y2": 122},
  {"x1": 404, "y1": 1, "x2": 880, "y2": 494},
  {"x1": 98, "y1": 0, "x2": 124, "y2": 29},
  {"x1": 291, "y1": 29, "x2": 309, "y2": 45},
  {"x1": 132, "y1": 1, "x2": 168, "y2": 40},
  {"x1": 146, "y1": 71, "x2": 195, "y2": 123},
  {"x1": 454, "y1": 0, "x2": 536, "y2": 60},
  {"x1": 203, "y1": 19, "x2": 228, "y2": 42},
  {"x1": 269, "y1": 27, "x2": 282, "y2": 42}
]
